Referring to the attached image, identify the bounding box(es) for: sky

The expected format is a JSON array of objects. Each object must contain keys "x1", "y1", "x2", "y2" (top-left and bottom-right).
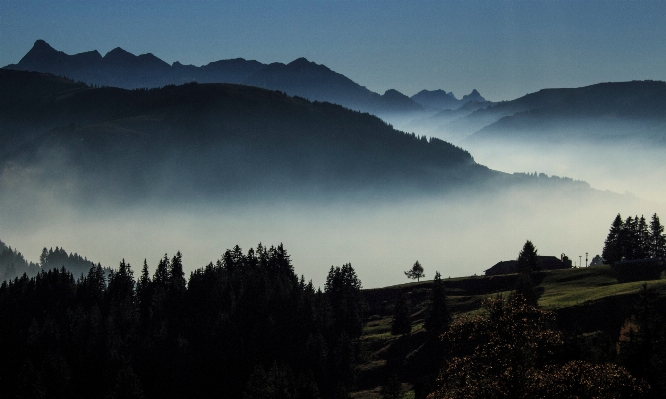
[{"x1": 2, "y1": 0, "x2": 666, "y2": 101}]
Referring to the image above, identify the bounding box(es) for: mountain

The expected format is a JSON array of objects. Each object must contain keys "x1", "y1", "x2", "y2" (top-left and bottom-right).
[
  {"x1": 0, "y1": 69, "x2": 503, "y2": 204},
  {"x1": 411, "y1": 89, "x2": 488, "y2": 110},
  {"x1": 4, "y1": 40, "x2": 423, "y2": 116},
  {"x1": 465, "y1": 81, "x2": 666, "y2": 144},
  {"x1": 407, "y1": 80, "x2": 666, "y2": 145},
  {"x1": 242, "y1": 57, "x2": 423, "y2": 115}
]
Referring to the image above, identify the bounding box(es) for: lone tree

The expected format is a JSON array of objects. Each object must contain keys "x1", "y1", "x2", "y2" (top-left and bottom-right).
[
  {"x1": 405, "y1": 260, "x2": 425, "y2": 282},
  {"x1": 517, "y1": 240, "x2": 540, "y2": 273}
]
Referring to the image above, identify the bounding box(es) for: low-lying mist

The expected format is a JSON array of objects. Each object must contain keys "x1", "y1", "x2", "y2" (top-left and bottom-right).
[
  {"x1": 463, "y1": 140, "x2": 666, "y2": 205},
  {"x1": 2, "y1": 181, "x2": 662, "y2": 289},
  {"x1": 388, "y1": 109, "x2": 666, "y2": 205}
]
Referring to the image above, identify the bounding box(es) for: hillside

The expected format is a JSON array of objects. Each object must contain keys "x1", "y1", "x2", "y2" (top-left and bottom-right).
[
  {"x1": 0, "y1": 69, "x2": 496, "y2": 203},
  {"x1": 1, "y1": 235, "x2": 664, "y2": 398},
  {"x1": 467, "y1": 81, "x2": 666, "y2": 144},
  {"x1": 353, "y1": 264, "x2": 666, "y2": 398}
]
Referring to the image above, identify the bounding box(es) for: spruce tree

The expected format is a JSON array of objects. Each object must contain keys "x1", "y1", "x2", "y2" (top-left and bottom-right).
[
  {"x1": 621, "y1": 216, "x2": 638, "y2": 260},
  {"x1": 425, "y1": 271, "x2": 451, "y2": 336},
  {"x1": 517, "y1": 240, "x2": 540, "y2": 273},
  {"x1": 602, "y1": 214, "x2": 624, "y2": 264},
  {"x1": 636, "y1": 215, "x2": 650, "y2": 259},
  {"x1": 391, "y1": 291, "x2": 411, "y2": 336},
  {"x1": 649, "y1": 213, "x2": 666, "y2": 258}
]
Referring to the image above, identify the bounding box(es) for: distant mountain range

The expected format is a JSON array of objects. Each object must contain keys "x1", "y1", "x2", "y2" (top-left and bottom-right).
[
  {"x1": 408, "y1": 80, "x2": 666, "y2": 145},
  {"x1": 410, "y1": 89, "x2": 487, "y2": 111},
  {"x1": 4, "y1": 40, "x2": 482, "y2": 117}
]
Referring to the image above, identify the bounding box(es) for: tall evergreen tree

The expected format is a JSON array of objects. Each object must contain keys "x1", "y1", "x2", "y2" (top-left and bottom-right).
[
  {"x1": 517, "y1": 240, "x2": 540, "y2": 273},
  {"x1": 649, "y1": 213, "x2": 666, "y2": 258},
  {"x1": 621, "y1": 216, "x2": 639, "y2": 260},
  {"x1": 636, "y1": 215, "x2": 650, "y2": 259},
  {"x1": 424, "y1": 271, "x2": 451, "y2": 336},
  {"x1": 168, "y1": 252, "x2": 186, "y2": 294},
  {"x1": 325, "y1": 263, "x2": 364, "y2": 338},
  {"x1": 391, "y1": 291, "x2": 411, "y2": 336},
  {"x1": 603, "y1": 214, "x2": 624, "y2": 264}
]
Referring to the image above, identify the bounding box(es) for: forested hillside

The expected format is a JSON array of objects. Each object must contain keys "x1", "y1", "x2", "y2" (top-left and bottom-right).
[{"x1": 0, "y1": 69, "x2": 493, "y2": 203}]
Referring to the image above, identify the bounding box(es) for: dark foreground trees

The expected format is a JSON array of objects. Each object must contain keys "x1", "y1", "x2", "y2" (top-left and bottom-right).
[
  {"x1": 603, "y1": 213, "x2": 666, "y2": 264},
  {"x1": 428, "y1": 296, "x2": 648, "y2": 399},
  {"x1": 0, "y1": 244, "x2": 365, "y2": 399}
]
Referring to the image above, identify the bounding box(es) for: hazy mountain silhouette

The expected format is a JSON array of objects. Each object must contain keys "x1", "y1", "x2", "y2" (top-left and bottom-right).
[
  {"x1": 1, "y1": 69, "x2": 514, "y2": 203},
  {"x1": 465, "y1": 81, "x2": 666, "y2": 144},
  {"x1": 5, "y1": 40, "x2": 424, "y2": 116},
  {"x1": 407, "y1": 80, "x2": 666, "y2": 144},
  {"x1": 411, "y1": 89, "x2": 488, "y2": 111}
]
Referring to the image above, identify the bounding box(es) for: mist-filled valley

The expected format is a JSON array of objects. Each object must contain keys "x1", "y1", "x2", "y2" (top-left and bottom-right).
[
  {"x1": 3, "y1": 23, "x2": 666, "y2": 398},
  {"x1": 3, "y1": 173, "x2": 663, "y2": 289},
  {"x1": 2, "y1": 66, "x2": 666, "y2": 289}
]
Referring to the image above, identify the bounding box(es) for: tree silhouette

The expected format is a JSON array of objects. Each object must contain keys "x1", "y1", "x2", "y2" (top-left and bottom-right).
[
  {"x1": 603, "y1": 214, "x2": 624, "y2": 264},
  {"x1": 425, "y1": 271, "x2": 451, "y2": 336},
  {"x1": 517, "y1": 241, "x2": 540, "y2": 273},
  {"x1": 649, "y1": 213, "x2": 666, "y2": 258},
  {"x1": 428, "y1": 296, "x2": 647, "y2": 399},
  {"x1": 404, "y1": 260, "x2": 425, "y2": 282},
  {"x1": 391, "y1": 291, "x2": 411, "y2": 336}
]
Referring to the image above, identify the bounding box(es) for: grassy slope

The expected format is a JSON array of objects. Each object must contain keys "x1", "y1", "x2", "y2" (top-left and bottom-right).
[{"x1": 352, "y1": 264, "x2": 666, "y2": 398}]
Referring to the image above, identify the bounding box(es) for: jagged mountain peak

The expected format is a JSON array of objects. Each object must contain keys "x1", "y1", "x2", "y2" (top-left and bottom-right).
[
  {"x1": 382, "y1": 89, "x2": 410, "y2": 99},
  {"x1": 104, "y1": 47, "x2": 136, "y2": 60},
  {"x1": 288, "y1": 57, "x2": 314, "y2": 66},
  {"x1": 462, "y1": 89, "x2": 485, "y2": 102},
  {"x1": 21, "y1": 39, "x2": 61, "y2": 60},
  {"x1": 32, "y1": 39, "x2": 54, "y2": 50}
]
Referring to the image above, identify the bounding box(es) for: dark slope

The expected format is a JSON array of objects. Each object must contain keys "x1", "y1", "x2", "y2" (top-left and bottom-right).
[
  {"x1": 0, "y1": 69, "x2": 494, "y2": 203},
  {"x1": 464, "y1": 81, "x2": 666, "y2": 143},
  {"x1": 4, "y1": 40, "x2": 424, "y2": 116}
]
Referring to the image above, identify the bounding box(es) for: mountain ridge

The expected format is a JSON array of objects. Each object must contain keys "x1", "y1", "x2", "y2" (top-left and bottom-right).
[{"x1": 4, "y1": 40, "x2": 438, "y2": 116}]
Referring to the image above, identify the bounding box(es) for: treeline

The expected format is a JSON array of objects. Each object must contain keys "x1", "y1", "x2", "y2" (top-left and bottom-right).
[
  {"x1": 0, "y1": 241, "x2": 103, "y2": 282},
  {"x1": 0, "y1": 244, "x2": 364, "y2": 399},
  {"x1": 0, "y1": 240, "x2": 39, "y2": 282},
  {"x1": 602, "y1": 213, "x2": 666, "y2": 264}
]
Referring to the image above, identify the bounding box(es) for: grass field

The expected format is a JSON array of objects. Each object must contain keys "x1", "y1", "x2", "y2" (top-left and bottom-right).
[
  {"x1": 538, "y1": 265, "x2": 666, "y2": 308},
  {"x1": 352, "y1": 263, "x2": 666, "y2": 398}
]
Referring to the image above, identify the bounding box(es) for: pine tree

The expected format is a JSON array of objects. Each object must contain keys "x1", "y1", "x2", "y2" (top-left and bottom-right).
[
  {"x1": 649, "y1": 213, "x2": 666, "y2": 258},
  {"x1": 169, "y1": 251, "x2": 186, "y2": 294},
  {"x1": 636, "y1": 215, "x2": 650, "y2": 259},
  {"x1": 517, "y1": 240, "x2": 540, "y2": 273},
  {"x1": 404, "y1": 260, "x2": 425, "y2": 282},
  {"x1": 622, "y1": 216, "x2": 639, "y2": 260},
  {"x1": 391, "y1": 291, "x2": 411, "y2": 336},
  {"x1": 425, "y1": 271, "x2": 451, "y2": 336},
  {"x1": 602, "y1": 214, "x2": 624, "y2": 264},
  {"x1": 153, "y1": 254, "x2": 170, "y2": 286}
]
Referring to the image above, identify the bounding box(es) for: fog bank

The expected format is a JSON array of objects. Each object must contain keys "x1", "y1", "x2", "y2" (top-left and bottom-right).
[{"x1": 2, "y1": 185, "x2": 661, "y2": 289}]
